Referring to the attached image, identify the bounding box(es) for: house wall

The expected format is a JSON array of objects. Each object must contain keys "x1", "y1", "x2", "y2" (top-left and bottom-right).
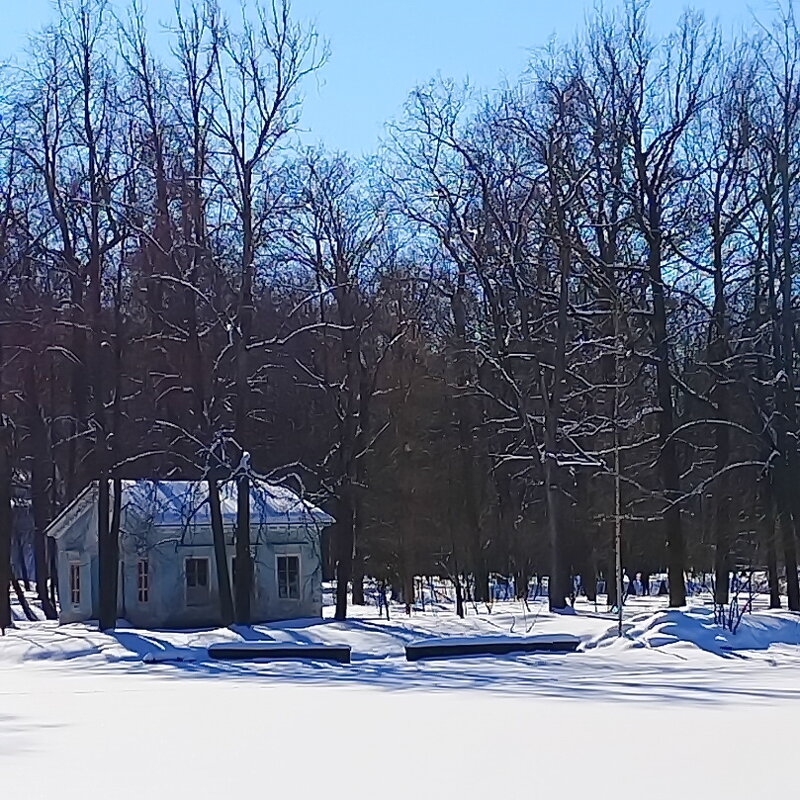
[
  {"x1": 116, "y1": 521, "x2": 322, "y2": 628},
  {"x1": 52, "y1": 494, "x2": 325, "y2": 629},
  {"x1": 55, "y1": 501, "x2": 100, "y2": 624},
  {"x1": 255, "y1": 536, "x2": 322, "y2": 622}
]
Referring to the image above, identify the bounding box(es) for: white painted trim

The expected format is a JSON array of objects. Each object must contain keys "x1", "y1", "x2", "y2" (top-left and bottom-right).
[
  {"x1": 46, "y1": 484, "x2": 96, "y2": 540},
  {"x1": 137, "y1": 558, "x2": 150, "y2": 603}
]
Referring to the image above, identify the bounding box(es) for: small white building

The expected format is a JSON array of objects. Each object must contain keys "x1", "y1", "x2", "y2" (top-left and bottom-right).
[{"x1": 45, "y1": 479, "x2": 334, "y2": 628}]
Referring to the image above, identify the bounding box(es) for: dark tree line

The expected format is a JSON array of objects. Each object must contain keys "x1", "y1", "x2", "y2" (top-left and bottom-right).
[{"x1": 1, "y1": 0, "x2": 800, "y2": 629}]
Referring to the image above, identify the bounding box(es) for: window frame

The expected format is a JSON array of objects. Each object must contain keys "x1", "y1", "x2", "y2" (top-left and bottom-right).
[
  {"x1": 185, "y1": 556, "x2": 210, "y2": 607},
  {"x1": 69, "y1": 562, "x2": 81, "y2": 607},
  {"x1": 276, "y1": 554, "x2": 301, "y2": 601},
  {"x1": 137, "y1": 558, "x2": 150, "y2": 603}
]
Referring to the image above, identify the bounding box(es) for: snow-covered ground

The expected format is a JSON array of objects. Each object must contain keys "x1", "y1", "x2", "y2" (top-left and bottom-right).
[{"x1": 3, "y1": 593, "x2": 800, "y2": 798}]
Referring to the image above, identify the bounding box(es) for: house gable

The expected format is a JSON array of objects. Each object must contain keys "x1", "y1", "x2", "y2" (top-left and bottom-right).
[{"x1": 45, "y1": 483, "x2": 98, "y2": 545}]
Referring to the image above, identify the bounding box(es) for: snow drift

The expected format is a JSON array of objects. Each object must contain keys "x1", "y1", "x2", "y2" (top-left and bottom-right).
[{"x1": 586, "y1": 606, "x2": 800, "y2": 655}]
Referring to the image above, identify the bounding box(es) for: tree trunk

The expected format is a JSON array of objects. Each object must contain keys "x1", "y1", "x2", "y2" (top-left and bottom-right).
[
  {"x1": 403, "y1": 570, "x2": 414, "y2": 616},
  {"x1": 31, "y1": 480, "x2": 55, "y2": 620},
  {"x1": 334, "y1": 494, "x2": 355, "y2": 621},
  {"x1": 208, "y1": 479, "x2": 234, "y2": 626},
  {"x1": 351, "y1": 498, "x2": 366, "y2": 605},
  {"x1": 764, "y1": 491, "x2": 781, "y2": 610},
  {"x1": 97, "y1": 475, "x2": 117, "y2": 630},
  {"x1": 0, "y1": 418, "x2": 12, "y2": 632},
  {"x1": 583, "y1": 563, "x2": 597, "y2": 602},
  {"x1": 109, "y1": 477, "x2": 122, "y2": 616},
  {"x1": 774, "y1": 378, "x2": 800, "y2": 611},
  {"x1": 351, "y1": 550, "x2": 365, "y2": 605},
  {"x1": 48, "y1": 538, "x2": 58, "y2": 610},
  {"x1": 454, "y1": 572, "x2": 465, "y2": 618},
  {"x1": 545, "y1": 459, "x2": 568, "y2": 610},
  {"x1": 473, "y1": 566, "x2": 489, "y2": 604},
  {"x1": 17, "y1": 538, "x2": 29, "y2": 591},
  {"x1": 544, "y1": 231, "x2": 571, "y2": 612},
  {"x1": 234, "y1": 472, "x2": 252, "y2": 625},
  {"x1": 97, "y1": 474, "x2": 121, "y2": 629},
  {"x1": 711, "y1": 430, "x2": 731, "y2": 607},
  {"x1": 780, "y1": 511, "x2": 800, "y2": 611},
  {"x1": 606, "y1": 549, "x2": 618, "y2": 610},
  {"x1": 66, "y1": 324, "x2": 87, "y2": 503},
  {"x1": 648, "y1": 224, "x2": 686, "y2": 607},
  {"x1": 24, "y1": 348, "x2": 57, "y2": 620},
  {"x1": 710, "y1": 229, "x2": 732, "y2": 607},
  {"x1": 11, "y1": 576, "x2": 36, "y2": 622},
  {"x1": 773, "y1": 129, "x2": 800, "y2": 609},
  {"x1": 515, "y1": 570, "x2": 529, "y2": 601},
  {"x1": 451, "y1": 278, "x2": 486, "y2": 605}
]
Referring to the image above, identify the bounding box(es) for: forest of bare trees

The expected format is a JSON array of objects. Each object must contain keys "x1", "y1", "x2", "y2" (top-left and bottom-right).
[{"x1": 2, "y1": 0, "x2": 800, "y2": 630}]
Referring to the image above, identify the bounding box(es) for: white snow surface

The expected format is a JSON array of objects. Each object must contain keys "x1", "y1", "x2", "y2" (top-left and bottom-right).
[{"x1": 3, "y1": 594, "x2": 800, "y2": 798}]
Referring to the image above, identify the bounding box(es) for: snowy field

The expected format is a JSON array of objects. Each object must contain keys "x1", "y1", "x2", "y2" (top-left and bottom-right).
[{"x1": 3, "y1": 592, "x2": 800, "y2": 798}]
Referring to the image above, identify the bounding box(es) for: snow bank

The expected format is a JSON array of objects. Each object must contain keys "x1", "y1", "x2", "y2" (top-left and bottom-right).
[
  {"x1": 0, "y1": 599, "x2": 604, "y2": 666},
  {"x1": 586, "y1": 606, "x2": 800, "y2": 655},
  {"x1": 0, "y1": 623, "x2": 103, "y2": 663},
  {"x1": 7, "y1": 598, "x2": 798, "y2": 668}
]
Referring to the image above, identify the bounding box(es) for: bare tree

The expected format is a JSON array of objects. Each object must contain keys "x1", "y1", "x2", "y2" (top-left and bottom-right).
[{"x1": 623, "y1": 6, "x2": 715, "y2": 606}]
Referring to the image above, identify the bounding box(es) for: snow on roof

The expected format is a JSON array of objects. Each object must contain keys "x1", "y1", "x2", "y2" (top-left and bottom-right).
[
  {"x1": 46, "y1": 478, "x2": 334, "y2": 539},
  {"x1": 123, "y1": 479, "x2": 334, "y2": 528}
]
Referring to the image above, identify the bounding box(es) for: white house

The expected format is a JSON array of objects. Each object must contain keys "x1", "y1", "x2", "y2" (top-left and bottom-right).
[{"x1": 45, "y1": 479, "x2": 334, "y2": 628}]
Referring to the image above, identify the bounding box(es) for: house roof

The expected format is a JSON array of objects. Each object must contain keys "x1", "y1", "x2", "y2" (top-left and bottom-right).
[{"x1": 46, "y1": 478, "x2": 335, "y2": 540}]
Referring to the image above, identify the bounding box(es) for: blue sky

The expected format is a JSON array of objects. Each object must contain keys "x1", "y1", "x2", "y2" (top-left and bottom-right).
[{"x1": 0, "y1": 0, "x2": 770, "y2": 154}]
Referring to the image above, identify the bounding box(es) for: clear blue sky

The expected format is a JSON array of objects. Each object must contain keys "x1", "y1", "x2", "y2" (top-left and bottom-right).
[{"x1": 0, "y1": 0, "x2": 770, "y2": 155}]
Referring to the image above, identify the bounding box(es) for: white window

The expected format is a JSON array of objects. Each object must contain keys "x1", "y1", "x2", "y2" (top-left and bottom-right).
[
  {"x1": 137, "y1": 559, "x2": 150, "y2": 603},
  {"x1": 69, "y1": 563, "x2": 81, "y2": 606},
  {"x1": 185, "y1": 557, "x2": 210, "y2": 606},
  {"x1": 277, "y1": 555, "x2": 300, "y2": 600}
]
